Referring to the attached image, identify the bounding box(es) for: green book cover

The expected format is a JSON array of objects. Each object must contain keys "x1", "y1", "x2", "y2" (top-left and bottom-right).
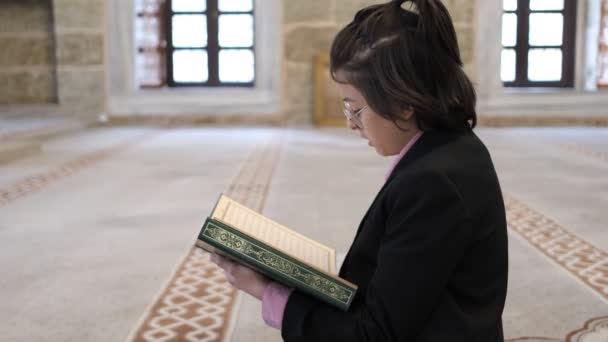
[{"x1": 197, "y1": 217, "x2": 357, "y2": 311}]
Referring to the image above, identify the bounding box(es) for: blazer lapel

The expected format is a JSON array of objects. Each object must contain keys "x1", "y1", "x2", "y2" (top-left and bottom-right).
[
  {"x1": 339, "y1": 130, "x2": 463, "y2": 276},
  {"x1": 384, "y1": 130, "x2": 459, "y2": 184},
  {"x1": 352, "y1": 131, "x2": 449, "y2": 234}
]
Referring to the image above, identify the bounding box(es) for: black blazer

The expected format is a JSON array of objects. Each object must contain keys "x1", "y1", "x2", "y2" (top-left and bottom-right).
[{"x1": 281, "y1": 129, "x2": 508, "y2": 342}]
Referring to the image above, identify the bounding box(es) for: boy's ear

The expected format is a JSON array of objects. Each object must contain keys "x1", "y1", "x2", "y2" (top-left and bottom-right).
[{"x1": 403, "y1": 107, "x2": 415, "y2": 120}]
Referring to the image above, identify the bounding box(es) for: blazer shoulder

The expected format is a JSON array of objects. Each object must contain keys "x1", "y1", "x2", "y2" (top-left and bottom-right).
[
  {"x1": 384, "y1": 167, "x2": 465, "y2": 204},
  {"x1": 382, "y1": 161, "x2": 472, "y2": 219}
]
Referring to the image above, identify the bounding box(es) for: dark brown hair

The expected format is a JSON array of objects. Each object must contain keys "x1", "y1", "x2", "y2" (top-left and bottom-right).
[{"x1": 330, "y1": 0, "x2": 476, "y2": 131}]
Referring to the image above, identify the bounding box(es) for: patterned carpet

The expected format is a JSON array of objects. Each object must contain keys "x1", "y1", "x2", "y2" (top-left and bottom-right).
[
  {"x1": 505, "y1": 195, "x2": 608, "y2": 303},
  {"x1": 123, "y1": 132, "x2": 608, "y2": 342},
  {"x1": 126, "y1": 134, "x2": 285, "y2": 342},
  {"x1": 123, "y1": 196, "x2": 608, "y2": 342},
  {"x1": 507, "y1": 315, "x2": 608, "y2": 341},
  {"x1": 1, "y1": 126, "x2": 606, "y2": 342}
]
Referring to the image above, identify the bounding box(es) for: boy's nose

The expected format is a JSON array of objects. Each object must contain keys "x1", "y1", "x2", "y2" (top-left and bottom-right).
[{"x1": 346, "y1": 118, "x2": 358, "y2": 130}]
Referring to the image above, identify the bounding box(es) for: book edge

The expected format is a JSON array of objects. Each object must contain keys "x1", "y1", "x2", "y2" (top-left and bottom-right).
[
  {"x1": 211, "y1": 216, "x2": 349, "y2": 284},
  {"x1": 211, "y1": 197, "x2": 338, "y2": 276},
  {"x1": 213, "y1": 194, "x2": 337, "y2": 259}
]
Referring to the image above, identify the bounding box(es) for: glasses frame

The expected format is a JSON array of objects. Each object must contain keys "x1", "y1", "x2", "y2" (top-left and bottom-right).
[{"x1": 343, "y1": 102, "x2": 366, "y2": 128}]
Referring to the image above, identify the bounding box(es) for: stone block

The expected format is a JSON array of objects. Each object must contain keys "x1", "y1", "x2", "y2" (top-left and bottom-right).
[
  {"x1": 0, "y1": 0, "x2": 52, "y2": 33},
  {"x1": 56, "y1": 69, "x2": 105, "y2": 114},
  {"x1": 455, "y1": 26, "x2": 474, "y2": 65},
  {"x1": 0, "y1": 70, "x2": 56, "y2": 104},
  {"x1": 0, "y1": 37, "x2": 54, "y2": 67},
  {"x1": 333, "y1": 0, "x2": 475, "y2": 26},
  {"x1": 0, "y1": 141, "x2": 42, "y2": 164},
  {"x1": 463, "y1": 63, "x2": 476, "y2": 82},
  {"x1": 56, "y1": 33, "x2": 104, "y2": 66},
  {"x1": 62, "y1": 96, "x2": 106, "y2": 116},
  {"x1": 284, "y1": 0, "x2": 332, "y2": 24},
  {"x1": 53, "y1": 0, "x2": 104, "y2": 30},
  {"x1": 285, "y1": 26, "x2": 339, "y2": 63},
  {"x1": 334, "y1": 0, "x2": 381, "y2": 25},
  {"x1": 444, "y1": 0, "x2": 475, "y2": 24},
  {"x1": 284, "y1": 63, "x2": 313, "y2": 124}
]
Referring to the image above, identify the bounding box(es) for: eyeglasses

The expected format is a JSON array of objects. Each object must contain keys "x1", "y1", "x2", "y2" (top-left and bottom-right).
[{"x1": 343, "y1": 101, "x2": 366, "y2": 128}]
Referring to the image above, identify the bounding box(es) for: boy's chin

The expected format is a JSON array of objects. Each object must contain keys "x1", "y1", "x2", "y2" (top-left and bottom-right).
[
  {"x1": 373, "y1": 146, "x2": 389, "y2": 156},
  {"x1": 374, "y1": 146, "x2": 401, "y2": 157}
]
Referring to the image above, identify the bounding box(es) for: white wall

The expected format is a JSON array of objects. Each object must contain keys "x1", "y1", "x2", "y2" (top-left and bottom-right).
[{"x1": 475, "y1": 0, "x2": 608, "y2": 117}]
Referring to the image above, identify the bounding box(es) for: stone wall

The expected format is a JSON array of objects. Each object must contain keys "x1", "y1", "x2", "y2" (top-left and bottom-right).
[
  {"x1": 0, "y1": 0, "x2": 57, "y2": 104},
  {"x1": 282, "y1": 0, "x2": 476, "y2": 124},
  {"x1": 53, "y1": 0, "x2": 106, "y2": 116},
  {"x1": 0, "y1": 0, "x2": 106, "y2": 118}
]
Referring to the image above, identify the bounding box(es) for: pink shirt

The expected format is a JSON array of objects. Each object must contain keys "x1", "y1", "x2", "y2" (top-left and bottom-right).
[
  {"x1": 384, "y1": 131, "x2": 423, "y2": 181},
  {"x1": 261, "y1": 132, "x2": 424, "y2": 330}
]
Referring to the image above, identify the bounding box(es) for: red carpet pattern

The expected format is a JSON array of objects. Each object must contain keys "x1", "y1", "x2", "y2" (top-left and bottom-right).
[
  {"x1": 126, "y1": 134, "x2": 284, "y2": 342},
  {"x1": 505, "y1": 194, "x2": 608, "y2": 303},
  {"x1": 507, "y1": 316, "x2": 608, "y2": 341},
  {"x1": 0, "y1": 131, "x2": 160, "y2": 208},
  {"x1": 566, "y1": 316, "x2": 608, "y2": 341}
]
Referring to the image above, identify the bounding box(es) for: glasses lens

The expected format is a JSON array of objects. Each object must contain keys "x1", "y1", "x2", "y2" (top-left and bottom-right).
[
  {"x1": 343, "y1": 101, "x2": 354, "y2": 113},
  {"x1": 343, "y1": 104, "x2": 362, "y2": 127}
]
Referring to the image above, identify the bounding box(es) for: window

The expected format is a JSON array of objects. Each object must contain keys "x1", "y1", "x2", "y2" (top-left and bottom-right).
[
  {"x1": 501, "y1": 0, "x2": 577, "y2": 87},
  {"x1": 166, "y1": 0, "x2": 255, "y2": 87},
  {"x1": 135, "y1": 0, "x2": 167, "y2": 88},
  {"x1": 134, "y1": 0, "x2": 255, "y2": 88}
]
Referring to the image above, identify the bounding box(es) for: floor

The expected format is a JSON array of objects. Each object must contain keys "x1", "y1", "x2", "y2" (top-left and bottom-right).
[{"x1": 0, "y1": 124, "x2": 606, "y2": 341}]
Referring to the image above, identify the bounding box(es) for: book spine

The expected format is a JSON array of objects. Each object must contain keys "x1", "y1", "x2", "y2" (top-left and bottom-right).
[{"x1": 198, "y1": 218, "x2": 356, "y2": 311}]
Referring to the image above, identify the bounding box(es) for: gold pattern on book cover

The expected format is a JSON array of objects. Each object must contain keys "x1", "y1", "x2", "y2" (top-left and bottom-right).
[
  {"x1": 211, "y1": 195, "x2": 337, "y2": 274},
  {"x1": 203, "y1": 222, "x2": 354, "y2": 305}
]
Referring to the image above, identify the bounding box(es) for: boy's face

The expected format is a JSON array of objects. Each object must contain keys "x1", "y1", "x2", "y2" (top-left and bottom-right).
[{"x1": 334, "y1": 79, "x2": 420, "y2": 157}]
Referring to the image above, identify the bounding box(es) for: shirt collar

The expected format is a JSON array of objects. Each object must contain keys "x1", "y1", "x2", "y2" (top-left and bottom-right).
[{"x1": 384, "y1": 131, "x2": 424, "y2": 181}]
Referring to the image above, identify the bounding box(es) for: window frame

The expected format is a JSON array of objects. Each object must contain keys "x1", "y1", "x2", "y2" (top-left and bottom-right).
[
  {"x1": 135, "y1": 0, "x2": 167, "y2": 89},
  {"x1": 165, "y1": 0, "x2": 256, "y2": 87},
  {"x1": 502, "y1": 0, "x2": 577, "y2": 88}
]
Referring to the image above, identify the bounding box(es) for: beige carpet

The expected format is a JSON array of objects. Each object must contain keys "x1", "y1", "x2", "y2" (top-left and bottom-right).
[
  {"x1": 122, "y1": 194, "x2": 608, "y2": 342},
  {"x1": 0, "y1": 125, "x2": 606, "y2": 341},
  {"x1": 126, "y1": 134, "x2": 285, "y2": 342}
]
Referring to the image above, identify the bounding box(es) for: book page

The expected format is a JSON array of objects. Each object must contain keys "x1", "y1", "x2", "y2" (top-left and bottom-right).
[{"x1": 211, "y1": 195, "x2": 336, "y2": 273}]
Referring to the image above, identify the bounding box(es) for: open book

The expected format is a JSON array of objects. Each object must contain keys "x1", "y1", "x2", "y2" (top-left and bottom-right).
[{"x1": 195, "y1": 194, "x2": 357, "y2": 311}]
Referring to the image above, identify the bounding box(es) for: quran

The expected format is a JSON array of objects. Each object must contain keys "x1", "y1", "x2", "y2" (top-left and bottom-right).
[{"x1": 195, "y1": 194, "x2": 358, "y2": 311}]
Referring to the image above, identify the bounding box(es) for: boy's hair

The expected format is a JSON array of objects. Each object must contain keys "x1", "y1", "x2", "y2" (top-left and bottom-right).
[{"x1": 330, "y1": 0, "x2": 477, "y2": 131}]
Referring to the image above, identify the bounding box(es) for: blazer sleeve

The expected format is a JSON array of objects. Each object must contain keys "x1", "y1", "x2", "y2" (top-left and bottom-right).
[{"x1": 281, "y1": 170, "x2": 473, "y2": 342}]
